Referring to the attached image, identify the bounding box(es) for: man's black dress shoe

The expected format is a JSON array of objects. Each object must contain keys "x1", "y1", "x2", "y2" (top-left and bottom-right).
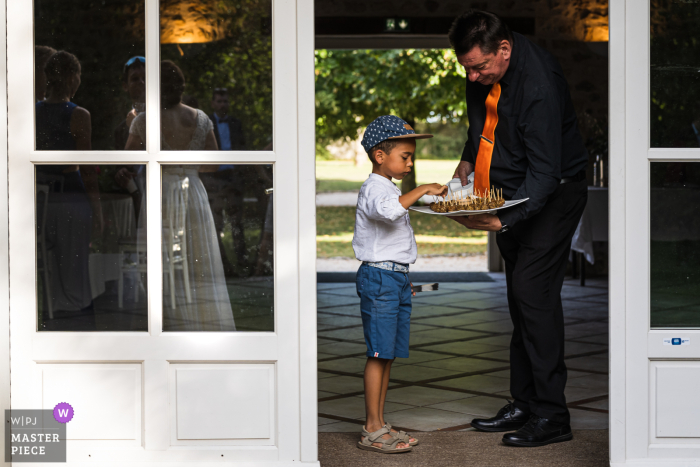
[
  {"x1": 470, "y1": 401, "x2": 530, "y2": 432},
  {"x1": 502, "y1": 415, "x2": 573, "y2": 447}
]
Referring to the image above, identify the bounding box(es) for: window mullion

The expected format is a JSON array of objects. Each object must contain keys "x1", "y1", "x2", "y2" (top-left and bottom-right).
[
  {"x1": 145, "y1": 0, "x2": 161, "y2": 156},
  {"x1": 145, "y1": 0, "x2": 163, "y2": 336}
]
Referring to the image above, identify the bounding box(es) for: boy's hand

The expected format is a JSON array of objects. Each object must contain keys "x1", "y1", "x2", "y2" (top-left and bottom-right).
[
  {"x1": 410, "y1": 282, "x2": 416, "y2": 296},
  {"x1": 423, "y1": 183, "x2": 448, "y2": 197},
  {"x1": 399, "y1": 183, "x2": 447, "y2": 209}
]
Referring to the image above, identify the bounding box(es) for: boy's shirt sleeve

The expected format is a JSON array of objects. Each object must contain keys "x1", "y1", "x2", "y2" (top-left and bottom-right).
[{"x1": 363, "y1": 184, "x2": 407, "y2": 223}]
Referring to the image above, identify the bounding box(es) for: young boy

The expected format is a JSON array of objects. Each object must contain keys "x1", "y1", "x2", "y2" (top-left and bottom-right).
[{"x1": 353, "y1": 115, "x2": 447, "y2": 453}]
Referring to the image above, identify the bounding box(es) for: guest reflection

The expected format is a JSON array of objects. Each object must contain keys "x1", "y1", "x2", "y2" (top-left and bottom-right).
[
  {"x1": 209, "y1": 88, "x2": 245, "y2": 151},
  {"x1": 36, "y1": 50, "x2": 102, "y2": 330},
  {"x1": 126, "y1": 61, "x2": 235, "y2": 331},
  {"x1": 199, "y1": 88, "x2": 249, "y2": 276},
  {"x1": 115, "y1": 56, "x2": 145, "y2": 150},
  {"x1": 35, "y1": 45, "x2": 56, "y2": 102}
]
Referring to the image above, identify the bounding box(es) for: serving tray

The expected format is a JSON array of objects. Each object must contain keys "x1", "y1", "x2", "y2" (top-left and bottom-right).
[{"x1": 409, "y1": 198, "x2": 529, "y2": 217}]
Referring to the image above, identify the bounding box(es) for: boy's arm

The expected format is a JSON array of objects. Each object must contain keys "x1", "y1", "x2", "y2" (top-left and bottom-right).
[{"x1": 398, "y1": 183, "x2": 447, "y2": 209}]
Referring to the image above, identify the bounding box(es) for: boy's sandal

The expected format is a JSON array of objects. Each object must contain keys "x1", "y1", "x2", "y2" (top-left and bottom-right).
[
  {"x1": 384, "y1": 422, "x2": 419, "y2": 446},
  {"x1": 357, "y1": 426, "x2": 412, "y2": 454}
]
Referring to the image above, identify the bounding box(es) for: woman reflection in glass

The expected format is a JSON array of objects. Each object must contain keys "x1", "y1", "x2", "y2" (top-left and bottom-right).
[
  {"x1": 126, "y1": 61, "x2": 236, "y2": 331},
  {"x1": 35, "y1": 51, "x2": 102, "y2": 329}
]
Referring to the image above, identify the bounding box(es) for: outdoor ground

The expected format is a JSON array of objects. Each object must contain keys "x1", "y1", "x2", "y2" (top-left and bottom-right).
[{"x1": 316, "y1": 274, "x2": 609, "y2": 465}]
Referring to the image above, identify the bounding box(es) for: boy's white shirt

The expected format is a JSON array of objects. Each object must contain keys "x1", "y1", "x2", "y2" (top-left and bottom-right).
[{"x1": 352, "y1": 173, "x2": 417, "y2": 264}]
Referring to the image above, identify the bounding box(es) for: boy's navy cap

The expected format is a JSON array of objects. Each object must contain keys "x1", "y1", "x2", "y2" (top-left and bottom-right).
[{"x1": 361, "y1": 115, "x2": 433, "y2": 152}]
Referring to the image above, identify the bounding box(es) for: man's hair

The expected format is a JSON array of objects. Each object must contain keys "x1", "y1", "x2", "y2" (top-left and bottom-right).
[
  {"x1": 161, "y1": 60, "x2": 186, "y2": 109},
  {"x1": 448, "y1": 10, "x2": 513, "y2": 56},
  {"x1": 367, "y1": 139, "x2": 401, "y2": 164},
  {"x1": 212, "y1": 88, "x2": 228, "y2": 101}
]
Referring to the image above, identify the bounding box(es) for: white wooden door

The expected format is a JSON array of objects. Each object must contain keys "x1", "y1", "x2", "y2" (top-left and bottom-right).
[
  {"x1": 611, "y1": 0, "x2": 700, "y2": 464},
  {"x1": 6, "y1": 0, "x2": 318, "y2": 465}
]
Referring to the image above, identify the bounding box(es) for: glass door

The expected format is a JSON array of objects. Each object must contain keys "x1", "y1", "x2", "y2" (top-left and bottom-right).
[
  {"x1": 7, "y1": 0, "x2": 313, "y2": 463},
  {"x1": 622, "y1": 0, "x2": 700, "y2": 461}
]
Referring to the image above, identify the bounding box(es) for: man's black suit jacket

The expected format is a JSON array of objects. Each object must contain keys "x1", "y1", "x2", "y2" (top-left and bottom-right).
[{"x1": 208, "y1": 113, "x2": 246, "y2": 150}]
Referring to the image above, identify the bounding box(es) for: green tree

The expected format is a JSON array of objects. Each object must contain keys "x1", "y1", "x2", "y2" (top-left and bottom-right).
[{"x1": 315, "y1": 49, "x2": 467, "y2": 193}]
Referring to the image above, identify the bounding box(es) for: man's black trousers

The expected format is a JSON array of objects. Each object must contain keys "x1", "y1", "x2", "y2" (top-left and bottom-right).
[{"x1": 496, "y1": 178, "x2": 588, "y2": 425}]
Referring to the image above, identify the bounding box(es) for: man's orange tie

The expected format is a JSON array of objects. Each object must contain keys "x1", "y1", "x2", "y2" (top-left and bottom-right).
[{"x1": 474, "y1": 82, "x2": 501, "y2": 195}]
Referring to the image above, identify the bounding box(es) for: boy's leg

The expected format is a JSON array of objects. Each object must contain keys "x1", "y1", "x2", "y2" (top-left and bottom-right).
[
  {"x1": 377, "y1": 358, "x2": 394, "y2": 425},
  {"x1": 358, "y1": 266, "x2": 409, "y2": 449},
  {"x1": 363, "y1": 357, "x2": 409, "y2": 449}
]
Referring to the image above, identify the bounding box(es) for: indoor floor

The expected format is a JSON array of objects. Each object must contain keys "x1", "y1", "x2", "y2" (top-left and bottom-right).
[{"x1": 317, "y1": 272, "x2": 609, "y2": 433}]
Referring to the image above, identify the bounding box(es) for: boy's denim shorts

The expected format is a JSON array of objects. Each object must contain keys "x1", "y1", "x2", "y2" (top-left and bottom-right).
[{"x1": 356, "y1": 263, "x2": 412, "y2": 359}]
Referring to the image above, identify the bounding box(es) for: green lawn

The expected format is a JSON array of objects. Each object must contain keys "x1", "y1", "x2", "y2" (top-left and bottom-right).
[
  {"x1": 316, "y1": 160, "x2": 461, "y2": 193},
  {"x1": 317, "y1": 206, "x2": 486, "y2": 258}
]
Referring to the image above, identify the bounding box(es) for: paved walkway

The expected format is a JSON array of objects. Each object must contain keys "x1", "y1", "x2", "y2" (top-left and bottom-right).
[{"x1": 317, "y1": 273, "x2": 609, "y2": 433}]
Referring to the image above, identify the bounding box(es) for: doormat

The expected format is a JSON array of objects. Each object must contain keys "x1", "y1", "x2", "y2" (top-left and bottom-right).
[{"x1": 318, "y1": 272, "x2": 494, "y2": 283}]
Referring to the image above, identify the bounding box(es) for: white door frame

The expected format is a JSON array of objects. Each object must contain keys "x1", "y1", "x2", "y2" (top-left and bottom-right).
[
  {"x1": 5, "y1": 0, "x2": 318, "y2": 464},
  {"x1": 611, "y1": 1, "x2": 700, "y2": 465},
  {"x1": 0, "y1": 0, "x2": 10, "y2": 464}
]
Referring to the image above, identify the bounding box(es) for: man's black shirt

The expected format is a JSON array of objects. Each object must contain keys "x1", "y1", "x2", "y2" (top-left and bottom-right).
[{"x1": 461, "y1": 32, "x2": 588, "y2": 226}]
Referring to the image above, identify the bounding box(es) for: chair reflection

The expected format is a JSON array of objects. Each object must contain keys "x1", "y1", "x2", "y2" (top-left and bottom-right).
[
  {"x1": 163, "y1": 176, "x2": 193, "y2": 309},
  {"x1": 118, "y1": 176, "x2": 193, "y2": 310}
]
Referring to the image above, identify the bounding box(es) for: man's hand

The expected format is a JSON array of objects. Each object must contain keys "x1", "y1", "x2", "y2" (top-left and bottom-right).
[
  {"x1": 410, "y1": 282, "x2": 416, "y2": 297},
  {"x1": 453, "y1": 161, "x2": 475, "y2": 187},
  {"x1": 450, "y1": 213, "x2": 502, "y2": 232}
]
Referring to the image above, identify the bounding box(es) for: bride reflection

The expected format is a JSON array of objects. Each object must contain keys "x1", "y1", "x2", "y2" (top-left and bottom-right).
[{"x1": 125, "y1": 61, "x2": 235, "y2": 331}]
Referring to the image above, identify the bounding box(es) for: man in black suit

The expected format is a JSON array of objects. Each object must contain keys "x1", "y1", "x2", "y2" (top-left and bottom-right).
[{"x1": 448, "y1": 10, "x2": 589, "y2": 447}]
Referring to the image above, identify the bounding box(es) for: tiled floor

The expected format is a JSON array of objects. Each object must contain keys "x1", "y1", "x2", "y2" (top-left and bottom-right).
[{"x1": 317, "y1": 273, "x2": 609, "y2": 433}]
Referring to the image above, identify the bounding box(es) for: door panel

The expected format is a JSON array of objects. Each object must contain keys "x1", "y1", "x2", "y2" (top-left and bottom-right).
[
  {"x1": 170, "y1": 363, "x2": 275, "y2": 445},
  {"x1": 8, "y1": 0, "x2": 304, "y2": 463},
  {"x1": 622, "y1": 0, "x2": 700, "y2": 461},
  {"x1": 40, "y1": 364, "x2": 142, "y2": 442}
]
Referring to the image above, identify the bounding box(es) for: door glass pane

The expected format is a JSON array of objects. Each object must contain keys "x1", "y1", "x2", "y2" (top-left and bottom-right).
[
  {"x1": 651, "y1": 162, "x2": 700, "y2": 328},
  {"x1": 36, "y1": 165, "x2": 148, "y2": 331},
  {"x1": 35, "y1": 0, "x2": 146, "y2": 150},
  {"x1": 650, "y1": 1, "x2": 700, "y2": 147},
  {"x1": 155, "y1": 0, "x2": 272, "y2": 151},
  {"x1": 161, "y1": 165, "x2": 273, "y2": 332}
]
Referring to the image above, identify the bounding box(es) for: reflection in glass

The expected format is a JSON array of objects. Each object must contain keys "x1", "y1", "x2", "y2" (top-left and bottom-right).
[
  {"x1": 35, "y1": 0, "x2": 145, "y2": 150},
  {"x1": 162, "y1": 165, "x2": 273, "y2": 332},
  {"x1": 651, "y1": 162, "x2": 700, "y2": 328},
  {"x1": 158, "y1": 0, "x2": 272, "y2": 151},
  {"x1": 651, "y1": 1, "x2": 700, "y2": 147},
  {"x1": 36, "y1": 165, "x2": 148, "y2": 331}
]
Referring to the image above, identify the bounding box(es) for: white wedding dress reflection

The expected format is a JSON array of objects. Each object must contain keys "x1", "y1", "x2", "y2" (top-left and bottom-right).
[{"x1": 131, "y1": 110, "x2": 236, "y2": 331}]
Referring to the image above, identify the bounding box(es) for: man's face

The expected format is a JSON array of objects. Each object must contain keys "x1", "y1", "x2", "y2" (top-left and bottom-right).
[
  {"x1": 212, "y1": 94, "x2": 229, "y2": 116},
  {"x1": 123, "y1": 66, "x2": 145, "y2": 103},
  {"x1": 456, "y1": 40, "x2": 511, "y2": 86}
]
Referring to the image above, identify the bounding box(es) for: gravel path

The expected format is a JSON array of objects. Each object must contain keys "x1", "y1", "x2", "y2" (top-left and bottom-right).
[{"x1": 317, "y1": 254, "x2": 488, "y2": 272}]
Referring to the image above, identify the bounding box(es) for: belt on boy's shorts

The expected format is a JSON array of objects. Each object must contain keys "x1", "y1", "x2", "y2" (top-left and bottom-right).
[{"x1": 362, "y1": 261, "x2": 409, "y2": 273}]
